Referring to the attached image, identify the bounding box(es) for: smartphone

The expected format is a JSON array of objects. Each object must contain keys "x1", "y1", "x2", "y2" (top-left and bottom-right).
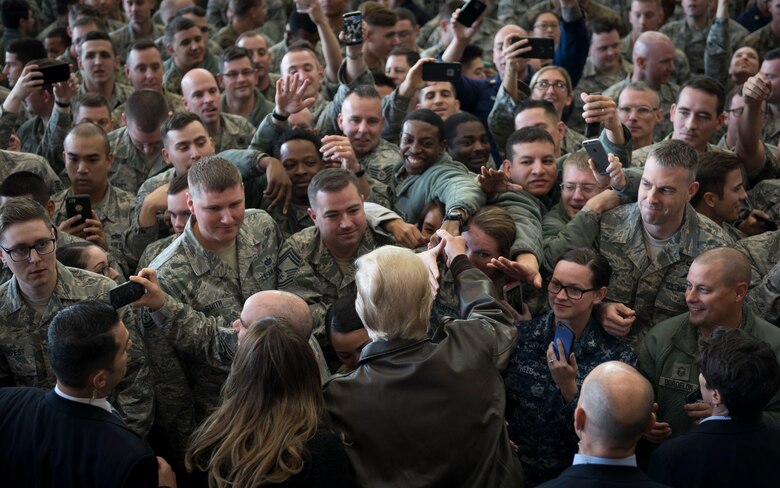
[
  {"x1": 511, "y1": 37, "x2": 555, "y2": 59},
  {"x1": 65, "y1": 194, "x2": 92, "y2": 226},
  {"x1": 553, "y1": 323, "x2": 575, "y2": 361},
  {"x1": 343, "y1": 11, "x2": 363, "y2": 46},
  {"x1": 686, "y1": 389, "x2": 703, "y2": 404},
  {"x1": 37, "y1": 61, "x2": 70, "y2": 85},
  {"x1": 584, "y1": 92, "x2": 602, "y2": 138},
  {"x1": 754, "y1": 213, "x2": 778, "y2": 231},
  {"x1": 109, "y1": 281, "x2": 146, "y2": 309},
  {"x1": 583, "y1": 138, "x2": 610, "y2": 175},
  {"x1": 456, "y1": 0, "x2": 486, "y2": 28},
  {"x1": 422, "y1": 62, "x2": 462, "y2": 82}
]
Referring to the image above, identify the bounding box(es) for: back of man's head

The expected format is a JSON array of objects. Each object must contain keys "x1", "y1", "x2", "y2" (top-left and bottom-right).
[
  {"x1": 125, "y1": 90, "x2": 170, "y2": 133},
  {"x1": 0, "y1": 171, "x2": 49, "y2": 206},
  {"x1": 242, "y1": 290, "x2": 314, "y2": 337},
  {"x1": 577, "y1": 362, "x2": 654, "y2": 452},
  {"x1": 187, "y1": 155, "x2": 242, "y2": 197},
  {"x1": 47, "y1": 300, "x2": 121, "y2": 390},
  {"x1": 6, "y1": 38, "x2": 46, "y2": 65},
  {"x1": 646, "y1": 139, "x2": 698, "y2": 182}
]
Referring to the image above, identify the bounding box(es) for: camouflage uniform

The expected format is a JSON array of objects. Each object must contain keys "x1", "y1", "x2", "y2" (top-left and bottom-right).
[
  {"x1": 741, "y1": 22, "x2": 780, "y2": 61},
  {"x1": 761, "y1": 110, "x2": 780, "y2": 145},
  {"x1": 155, "y1": 35, "x2": 223, "y2": 62},
  {"x1": 213, "y1": 113, "x2": 256, "y2": 152},
  {"x1": 505, "y1": 311, "x2": 636, "y2": 485},
  {"x1": 737, "y1": 229, "x2": 780, "y2": 324},
  {"x1": 717, "y1": 136, "x2": 780, "y2": 187},
  {"x1": 146, "y1": 209, "x2": 282, "y2": 420},
  {"x1": 519, "y1": 0, "x2": 627, "y2": 37},
  {"x1": 111, "y1": 89, "x2": 185, "y2": 129},
  {"x1": 619, "y1": 36, "x2": 691, "y2": 86},
  {"x1": 267, "y1": 39, "x2": 326, "y2": 75},
  {"x1": 551, "y1": 202, "x2": 733, "y2": 341},
  {"x1": 220, "y1": 88, "x2": 274, "y2": 127},
  {"x1": 137, "y1": 234, "x2": 176, "y2": 271},
  {"x1": 259, "y1": 72, "x2": 280, "y2": 102},
  {"x1": 108, "y1": 126, "x2": 171, "y2": 194},
  {"x1": 660, "y1": 17, "x2": 748, "y2": 76},
  {"x1": 0, "y1": 109, "x2": 70, "y2": 183},
  {"x1": 604, "y1": 78, "x2": 679, "y2": 142},
  {"x1": 420, "y1": 15, "x2": 503, "y2": 56},
  {"x1": 0, "y1": 149, "x2": 63, "y2": 196},
  {"x1": 637, "y1": 303, "x2": 780, "y2": 439},
  {"x1": 109, "y1": 23, "x2": 167, "y2": 63},
  {"x1": 0, "y1": 262, "x2": 154, "y2": 437},
  {"x1": 631, "y1": 136, "x2": 726, "y2": 168},
  {"x1": 162, "y1": 52, "x2": 220, "y2": 96},
  {"x1": 561, "y1": 126, "x2": 585, "y2": 155},
  {"x1": 76, "y1": 82, "x2": 135, "y2": 111},
  {"x1": 569, "y1": 57, "x2": 633, "y2": 134}
]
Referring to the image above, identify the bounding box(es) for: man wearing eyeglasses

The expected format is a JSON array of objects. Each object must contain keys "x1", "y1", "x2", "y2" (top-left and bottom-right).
[
  {"x1": 617, "y1": 82, "x2": 663, "y2": 150},
  {"x1": 0, "y1": 197, "x2": 154, "y2": 438},
  {"x1": 217, "y1": 46, "x2": 273, "y2": 127}
]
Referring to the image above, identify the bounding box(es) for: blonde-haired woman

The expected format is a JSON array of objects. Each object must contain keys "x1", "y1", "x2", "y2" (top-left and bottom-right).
[{"x1": 186, "y1": 317, "x2": 349, "y2": 487}]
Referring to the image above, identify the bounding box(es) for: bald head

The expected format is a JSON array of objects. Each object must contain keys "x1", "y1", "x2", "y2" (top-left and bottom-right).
[
  {"x1": 181, "y1": 69, "x2": 217, "y2": 98},
  {"x1": 692, "y1": 247, "x2": 752, "y2": 287},
  {"x1": 238, "y1": 290, "x2": 314, "y2": 338},
  {"x1": 633, "y1": 31, "x2": 674, "y2": 59},
  {"x1": 577, "y1": 362, "x2": 654, "y2": 452}
]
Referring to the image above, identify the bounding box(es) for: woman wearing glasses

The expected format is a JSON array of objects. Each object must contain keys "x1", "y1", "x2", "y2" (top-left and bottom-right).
[{"x1": 504, "y1": 248, "x2": 637, "y2": 486}]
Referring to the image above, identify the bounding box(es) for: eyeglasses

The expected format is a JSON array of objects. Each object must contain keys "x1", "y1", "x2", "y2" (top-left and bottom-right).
[
  {"x1": 617, "y1": 105, "x2": 659, "y2": 117},
  {"x1": 534, "y1": 22, "x2": 559, "y2": 30},
  {"x1": 548, "y1": 279, "x2": 596, "y2": 300},
  {"x1": 533, "y1": 79, "x2": 568, "y2": 92},
  {"x1": 94, "y1": 263, "x2": 114, "y2": 278},
  {"x1": 223, "y1": 68, "x2": 256, "y2": 78},
  {"x1": 0, "y1": 237, "x2": 56, "y2": 262},
  {"x1": 560, "y1": 182, "x2": 604, "y2": 195}
]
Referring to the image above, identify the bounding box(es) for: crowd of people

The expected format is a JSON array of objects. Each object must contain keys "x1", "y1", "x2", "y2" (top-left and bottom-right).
[{"x1": 1, "y1": 0, "x2": 780, "y2": 486}]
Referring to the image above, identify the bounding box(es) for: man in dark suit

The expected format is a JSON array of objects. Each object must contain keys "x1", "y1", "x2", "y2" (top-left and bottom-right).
[
  {"x1": 0, "y1": 300, "x2": 176, "y2": 488},
  {"x1": 538, "y1": 361, "x2": 671, "y2": 488}
]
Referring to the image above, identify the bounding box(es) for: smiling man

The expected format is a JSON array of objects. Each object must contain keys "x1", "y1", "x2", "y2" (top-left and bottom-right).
[{"x1": 217, "y1": 46, "x2": 273, "y2": 127}]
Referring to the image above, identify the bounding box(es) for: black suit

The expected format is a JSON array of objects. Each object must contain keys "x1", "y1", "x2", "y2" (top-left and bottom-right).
[
  {"x1": 0, "y1": 387, "x2": 157, "y2": 488},
  {"x1": 537, "y1": 464, "x2": 671, "y2": 487},
  {"x1": 648, "y1": 419, "x2": 780, "y2": 487}
]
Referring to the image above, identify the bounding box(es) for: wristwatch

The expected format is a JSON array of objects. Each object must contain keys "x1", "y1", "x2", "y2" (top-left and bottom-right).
[{"x1": 443, "y1": 209, "x2": 465, "y2": 225}]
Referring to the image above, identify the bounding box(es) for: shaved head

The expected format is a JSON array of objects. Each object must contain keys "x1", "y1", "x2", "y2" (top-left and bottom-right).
[
  {"x1": 633, "y1": 31, "x2": 673, "y2": 58},
  {"x1": 240, "y1": 290, "x2": 314, "y2": 337},
  {"x1": 692, "y1": 247, "x2": 752, "y2": 286}
]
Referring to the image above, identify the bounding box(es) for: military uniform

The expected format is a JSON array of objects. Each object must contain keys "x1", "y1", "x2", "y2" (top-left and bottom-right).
[
  {"x1": 0, "y1": 109, "x2": 70, "y2": 182},
  {"x1": 569, "y1": 57, "x2": 632, "y2": 134},
  {"x1": 420, "y1": 15, "x2": 503, "y2": 56},
  {"x1": 619, "y1": 36, "x2": 691, "y2": 86},
  {"x1": 737, "y1": 230, "x2": 780, "y2": 324},
  {"x1": 147, "y1": 209, "x2": 281, "y2": 420},
  {"x1": 162, "y1": 52, "x2": 220, "y2": 96},
  {"x1": 0, "y1": 149, "x2": 62, "y2": 196},
  {"x1": 111, "y1": 89, "x2": 185, "y2": 129},
  {"x1": 519, "y1": 0, "x2": 627, "y2": 37},
  {"x1": 220, "y1": 88, "x2": 274, "y2": 128},
  {"x1": 542, "y1": 202, "x2": 601, "y2": 273},
  {"x1": 155, "y1": 35, "x2": 223, "y2": 62},
  {"x1": 0, "y1": 262, "x2": 154, "y2": 437},
  {"x1": 660, "y1": 17, "x2": 748, "y2": 76},
  {"x1": 637, "y1": 303, "x2": 780, "y2": 439},
  {"x1": 213, "y1": 113, "x2": 255, "y2": 152},
  {"x1": 553, "y1": 202, "x2": 733, "y2": 341},
  {"x1": 137, "y1": 234, "x2": 176, "y2": 271},
  {"x1": 604, "y1": 76, "x2": 678, "y2": 142},
  {"x1": 761, "y1": 110, "x2": 780, "y2": 145},
  {"x1": 109, "y1": 23, "x2": 167, "y2": 63},
  {"x1": 631, "y1": 136, "x2": 727, "y2": 168},
  {"x1": 267, "y1": 39, "x2": 326, "y2": 75},
  {"x1": 258, "y1": 72, "x2": 280, "y2": 102},
  {"x1": 741, "y1": 23, "x2": 780, "y2": 61},
  {"x1": 717, "y1": 136, "x2": 780, "y2": 187},
  {"x1": 108, "y1": 126, "x2": 171, "y2": 194},
  {"x1": 505, "y1": 311, "x2": 637, "y2": 485},
  {"x1": 561, "y1": 126, "x2": 585, "y2": 155},
  {"x1": 76, "y1": 82, "x2": 135, "y2": 111}
]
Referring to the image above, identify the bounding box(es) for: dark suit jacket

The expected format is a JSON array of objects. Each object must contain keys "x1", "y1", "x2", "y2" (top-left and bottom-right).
[
  {"x1": 648, "y1": 418, "x2": 780, "y2": 487},
  {"x1": 537, "y1": 464, "x2": 671, "y2": 487},
  {"x1": 0, "y1": 387, "x2": 157, "y2": 488}
]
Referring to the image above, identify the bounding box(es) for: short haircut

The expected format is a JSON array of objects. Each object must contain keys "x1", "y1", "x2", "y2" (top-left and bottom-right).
[
  {"x1": 372, "y1": 72, "x2": 395, "y2": 90},
  {"x1": 393, "y1": 7, "x2": 417, "y2": 25},
  {"x1": 168, "y1": 172, "x2": 190, "y2": 195},
  {"x1": 691, "y1": 151, "x2": 744, "y2": 206},
  {"x1": 285, "y1": 40, "x2": 318, "y2": 63},
  {"x1": 0, "y1": 171, "x2": 49, "y2": 205},
  {"x1": 229, "y1": 0, "x2": 261, "y2": 17},
  {"x1": 72, "y1": 92, "x2": 110, "y2": 115},
  {"x1": 236, "y1": 30, "x2": 267, "y2": 45},
  {"x1": 700, "y1": 328, "x2": 780, "y2": 421},
  {"x1": 764, "y1": 47, "x2": 780, "y2": 62},
  {"x1": 561, "y1": 150, "x2": 591, "y2": 171},
  {"x1": 0, "y1": 198, "x2": 53, "y2": 244},
  {"x1": 515, "y1": 99, "x2": 560, "y2": 123},
  {"x1": 287, "y1": 11, "x2": 317, "y2": 33},
  {"x1": 464, "y1": 206, "x2": 516, "y2": 257},
  {"x1": 443, "y1": 112, "x2": 484, "y2": 146},
  {"x1": 460, "y1": 44, "x2": 483, "y2": 66},
  {"x1": 361, "y1": 1, "x2": 398, "y2": 27},
  {"x1": 68, "y1": 5, "x2": 101, "y2": 24},
  {"x1": 692, "y1": 247, "x2": 752, "y2": 287},
  {"x1": 187, "y1": 156, "x2": 242, "y2": 197},
  {"x1": 161, "y1": 112, "x2": 206, "y2": 143},
  {"x1": 219, "y1": 46, "x2": 251, "y2": 70},
  {"x1": 388, "y1": 46, "x2": 420, "y2": 67},
  {"x1": 506, "y1": 126, "x2": 555, "y2": 161},
  {"x1": 47, "y1": 300, "x2": 121, "y2": 389},
  {"x1": 66, "y1": 122, "x2": 111, "y2": 156},
  {"x1": 724, "y1": 83, "x2": 742, "y2": 112},
  {"x1": 556, "y1": 248, "x2": 612, "y2": 288},
  {"x1": 71, "y1": 15, "x2": 106, "y2": 32},
  {"x1": 355, "y1": 246, "x2": 432, "y2": 341},
  {"x1": 588, "y1": 17, "x2": 619, "y2": 36},
  {"x1": 346, "y1": 84, "x2": 381, "y2": 102},
  {"x1": 165, "y1": 15, "x2": 197, "y2": 43},
  {"x1": 530, "y1": 66, "x2": 573, "y2": 95},
  {"x1": 79, "y1": 30, "x2": 115, "y2": 57},
  {"x1": 1, "y1": 0, "x2": 30, "y2": 30},
  {"x1": 124, "y1": 90, "x2": 170, "y2": 132},
  {"x1": 646, "y1": 139, "x2": 699, "y2": 182},
  {"x1": 6, "y1": 38, "x2": 46, "y2": 65},
  {"x1": 403, "y1": 108, "x2": 444, "y2": 142},
  {"x1": 307, "y1": 168, "x2": 359, "y2": 210},
  {"x1": 440, "y1": 0, "x2": 463, "y2": 20},
  {"x1": 45, "y1": 27, "x2": 71, "y2": 47},
  {"x1": 178, "y1": 5, "x2": 207, "y2": 17},
  {"x1": 680, "y1": 76, "x2": 726, "y2": 115},
  {"x1": 273, "y1": 128, "x2": 322, "y2": 160},
  {"x1": 621, "y1": 81, "x2": 660, "y2": 107},
  {"x1": 325, "y1": 292, "x2": 366, "y2": 336},
  {"x1": 127, "y1": 38, "x2": 160, "y2": 59}
]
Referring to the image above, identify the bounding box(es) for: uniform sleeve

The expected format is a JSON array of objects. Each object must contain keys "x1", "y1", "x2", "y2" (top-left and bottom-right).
[
  {"x1": 429, "y1": 166, "x2": 486, "y2": 219},
  {"x1": 542, "y1": 207, "x2": 601, "y2": 273},
  {"x1": 113, "y1": 306, "x2": 155, "y2": 438},
  {"x1": 746, "y1": 263, "x2": 780, "y2": 325},
  {"x1": 381, "y1": 88, "x2": 411, "y2": 146},
  {"x1": 276, "y1": 239, "x2": 329, "y2": 335},
  {"x1": 39, "y1": 106, "x2": 71, "y2": 175},
  {"x1": 705, "y1": 17, "x2": 730, "y2": 86},
  {"x1": 492, "y1": 193, "x2": 544, "y2": 263},
  {"x1": 248, "y1": 113, "x2": 285, "y2": 153},
  {"x1": 488, "y1": 85, "x2": 520, "y2": 160}
]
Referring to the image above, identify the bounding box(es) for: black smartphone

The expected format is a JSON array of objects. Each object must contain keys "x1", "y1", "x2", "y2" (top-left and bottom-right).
[
  {"x1": 65, "y1": 194, "x2": 92, "y2": 226},
  {"x1": 37, "y1": 62, "x2": 70, "y2": 85},
  {"x1": 456, "y1": 0, "x2": 486, "y2": 28},
  {"x1": 686, "y1": 389, "x2": 703, "y2": 404},
  {"x1": 553, "y1": 323, "x2": 575, "y2": 361},
  {"x1": 109, "y1": 281, "x2": 146, "y2": 309},
  {"x1": 583, "y1": 138, "x2": 610, "y2": 175},
  {"x1": 584, "y1": 92, "x2": 602, "y2": 138},
  {"x1": 343, "y1": 11, "x2": 363, "y2": 45},
  {"x1": 754, "y1": 213, "x2": 778, "y2": 231},
  {"x1": 511, "y1": 36, "x2": 555, "y2": 59},
  {"x1": 422, "y1": 62, "x2": 462, "y2": 82}
]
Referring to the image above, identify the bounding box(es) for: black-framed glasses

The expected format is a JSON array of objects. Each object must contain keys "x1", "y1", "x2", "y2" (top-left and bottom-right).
[
  {"x1": 547, "y1": 279, "x2": 596, "y2": 300},
  {"x1": 533, "y1": 80, "x2": 568, "y2": 92},
  {"x1": 0, "y1": 237, "x2": 56, "y2": 262}
]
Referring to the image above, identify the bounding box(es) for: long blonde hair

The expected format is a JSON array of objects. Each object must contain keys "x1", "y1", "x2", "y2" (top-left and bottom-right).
[{"x1": 185, "y1": 317, "x2": 324, "y2": 487}]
